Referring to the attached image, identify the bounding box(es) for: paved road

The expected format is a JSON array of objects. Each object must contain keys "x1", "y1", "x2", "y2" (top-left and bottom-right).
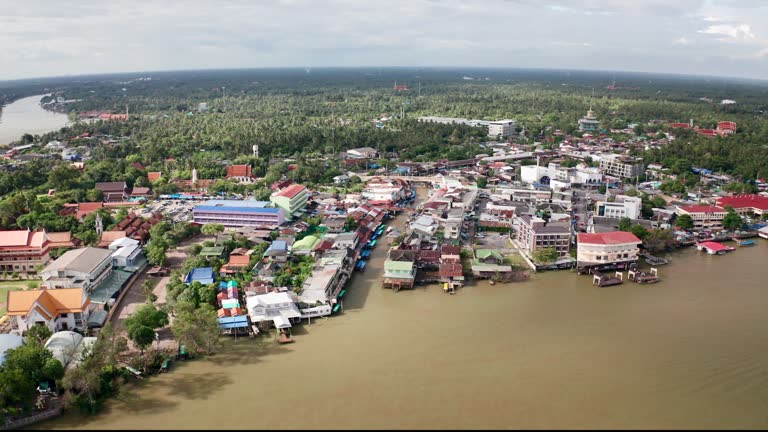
[{"x1": 109, "y1": 234, "x2": 215, "y2": 352}]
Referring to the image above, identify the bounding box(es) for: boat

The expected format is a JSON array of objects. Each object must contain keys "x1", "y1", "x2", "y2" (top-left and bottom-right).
[
  {"x1": 355, "y1": 261, "x2": 366, "y2": 272},
  {"x1": 332, "y1": 303, "x2": 341, "y2": 313},
  {"x1": 337, "y1": 289, "x2": 347, "y2": 299},
  {"x1": 736, "y1": 239, "x2": 756, "y2": 247},
  {"x1": 277, "y1": 329, "x2": 294, "y2": 344}
]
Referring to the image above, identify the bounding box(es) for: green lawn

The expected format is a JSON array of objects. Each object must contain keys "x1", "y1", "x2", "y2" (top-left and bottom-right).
[
  {"x1": 503, "y1": 253, "x2": 528, "y2": 267},
  {"x1": 0, "y1": 280, "x2": 40, "y2": 317}
]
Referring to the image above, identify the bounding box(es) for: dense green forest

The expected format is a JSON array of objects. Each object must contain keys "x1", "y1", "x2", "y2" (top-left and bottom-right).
[{"x1": 2, "y1": 67, "x2": 768, "y2": 232}]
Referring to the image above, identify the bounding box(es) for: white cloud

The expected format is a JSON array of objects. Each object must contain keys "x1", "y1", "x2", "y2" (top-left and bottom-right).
[
  {"x1": 0, "y1": 0, "x2": 768, "y2": 80},
  {"x1": 699, "y1": 23, "x2": 755, "y2": 41}
]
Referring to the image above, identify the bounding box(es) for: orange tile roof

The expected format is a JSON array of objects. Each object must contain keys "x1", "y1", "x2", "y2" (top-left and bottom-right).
[
  {"x1": 147, "y1": 172, "x2": 162, "y2": 182},
  {"x1": 274, "y1": 183, "x2": 306, "y2": 199},
  {"x1": 227, "y1": 255, "x2": 251, "y2": 267},
  {"x1": 6, "y1": 288, "x2": 88, "y2": 317}
]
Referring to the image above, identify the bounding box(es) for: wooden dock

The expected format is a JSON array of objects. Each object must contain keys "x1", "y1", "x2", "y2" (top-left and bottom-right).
[
  {"x1": 628, "y1": 267, "x2": 660, "y2": 284},
  {"x1": 592, "y1": 271, "x2": 624, "y2": 287}
]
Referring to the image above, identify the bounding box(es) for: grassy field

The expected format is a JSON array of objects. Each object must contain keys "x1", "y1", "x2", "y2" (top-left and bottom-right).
[{"x1": 0, "y1": 280, "x2": 40, "y2": 316}]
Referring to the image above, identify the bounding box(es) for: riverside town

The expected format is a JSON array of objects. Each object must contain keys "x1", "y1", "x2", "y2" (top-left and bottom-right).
[{"x1": 2, "y1": 11, "x2": 768, "y2": 428}]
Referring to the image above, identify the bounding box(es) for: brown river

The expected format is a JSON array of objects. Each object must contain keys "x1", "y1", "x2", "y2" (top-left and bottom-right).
[{"x1": 41, "y1": 188, "x2": 768, "y2": 429}]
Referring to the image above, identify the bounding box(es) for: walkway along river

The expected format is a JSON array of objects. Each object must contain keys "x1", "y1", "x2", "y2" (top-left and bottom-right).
[{"x1": 40, "y1": 187, "x2": 768, "y2": 429}]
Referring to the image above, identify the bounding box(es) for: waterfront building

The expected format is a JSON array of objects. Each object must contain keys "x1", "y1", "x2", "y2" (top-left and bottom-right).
[
  {"x1": 270, "y1": 184, "x2": 309, "y2": 218},
  {"x1": 716, "y1": 194, "x2": 768, "y2": 216},
  {"x1": 382, "y1": 249, "x2": 416, "y2": 291},
  {"x1": 299, "y1": 248, "x2": 354, "y2": 304},
  {"x1": 576, "y1": 231, "x2": 642, "y2": 268},
  {"x1": 0, "y1": 229, "x2": 52, "y2": 274},
  {"x1": 513, "y1": 215, "x2": 571, "y2": 259},
  {"x1": 245, "y1": 291, "x2": 302, "y2": 329},
  {"x1": 6, "y1": 288, "x2": 91, "y2": 335},
  {"x1": 675, "y1": 205, "x2": 728, "y2": 231},
  {"x1": 193, "y1": 200, "x2": 286, "y2": 228},
  {"x1": 595, "y1": 195, "x2": 642, "y2": 219},
  {"x1": 362, "y1": 177, "x2": 408, "y2": 203},
  {"x1": 599, "y1": 155, "x2": 645, "y2": 179},
  {"x1": 578, "y1": 109, "x2": 600, "y2": 132},
  {"x1": 40, "y1": 247, "x2": 114, "y2": 290}
]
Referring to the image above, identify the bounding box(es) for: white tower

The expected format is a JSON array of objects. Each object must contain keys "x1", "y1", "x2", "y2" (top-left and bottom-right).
[
  {"x1": 192, "y1": 168, "x2": 199, "y2": 184},
  {"x1": 252, "y1": 144, "x2": 259, "y2": 159},
  {"x1": 95, "y1": 213, "x2": 103, "y2": 236}
]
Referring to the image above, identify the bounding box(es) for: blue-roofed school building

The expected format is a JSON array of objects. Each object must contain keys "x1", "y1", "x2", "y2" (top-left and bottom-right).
[
  {"x1": 193, "y1": 200, "x2": 286, "y2": 228},
  {"x1": 185, "y1": 267, "x2": 215, "y2": 285}
]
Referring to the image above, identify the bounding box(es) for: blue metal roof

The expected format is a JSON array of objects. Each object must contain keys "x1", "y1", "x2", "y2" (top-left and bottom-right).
[
  {"x1": 267, "y1": 240, "x2": 288, "y2": 252},
  {"x1": 218, "y1": 316, "x2": 249, "y2": 329},
  {"x1": 195, "y1": 205, "x2": 281, "y2": 214}
]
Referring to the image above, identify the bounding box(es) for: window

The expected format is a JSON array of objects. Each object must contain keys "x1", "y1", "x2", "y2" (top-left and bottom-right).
[{"x1": 60, "y1": 313, "x2": 68, "y2": 318}]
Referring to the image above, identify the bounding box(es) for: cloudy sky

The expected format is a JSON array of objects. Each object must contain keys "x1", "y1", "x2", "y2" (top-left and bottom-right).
[{"x1": 2, "y1": 0, "x2": 768, "y2": 81}]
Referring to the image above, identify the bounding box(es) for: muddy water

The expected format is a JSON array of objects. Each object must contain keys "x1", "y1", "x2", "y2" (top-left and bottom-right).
[
  {"x1": 42, "y1": 189, "x2": 768, "y2": 429},
  {"x1": 0, "y1": 95, "x2": 69, "y2": 146}
]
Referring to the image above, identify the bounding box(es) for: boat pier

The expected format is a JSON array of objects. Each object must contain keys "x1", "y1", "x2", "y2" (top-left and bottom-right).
[
  {"x1": 592, "y1": 271, "x2": 624, "y2": 287},
  {"x1": 627, "y1": 267, "x2": 660, "y2": 284}
]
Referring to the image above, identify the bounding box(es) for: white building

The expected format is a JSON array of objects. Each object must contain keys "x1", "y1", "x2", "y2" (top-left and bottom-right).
[
  {"x1": 40, "y1": 247, "x2": 113, "y2": 290},
  {"x1": 488, "y1": 120, "x2": 516, "y2": 138},
  {"x1": 6, "y1": 288, "x2": 91, "y2": 335},
  {"x1": 595, "y1": 195, "x2": 642, "y2": 219},
  {"x1": 675, "y1": 205, "x2": 728, "y2": 230},
  {"x1": 577, "y1": 231, "x2": 642, "y2": 267},
  {"x1": 245, "y1": 291, "x2": 302, "y2": 328}
]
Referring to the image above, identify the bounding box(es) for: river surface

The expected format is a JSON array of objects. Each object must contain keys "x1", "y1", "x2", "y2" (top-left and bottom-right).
[
  {"x1": 42, "y1": 188, "x2": 768, "y2": 429},
  {"x1": 0, "y1": 95, "x2": 70, "y2": 146}
]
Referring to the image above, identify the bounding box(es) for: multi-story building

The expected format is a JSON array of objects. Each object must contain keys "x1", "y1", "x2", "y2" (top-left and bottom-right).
[
  {"x1": 269, "y1": 184, "x2": 309, "y2": 218},
  {"x1": 362, "y1": 177, "x2": 408, "y2": 203},
  {"x1": 716, "y1": 194, "x2": 768, "y2": 216},
  {"x1": 595, "y1": 195, "x2": 642, "y2": 219},
  {"x1": 299, "y1": 248, "x2": 355, "y2": 305},
  {"x1": 578, "y1": 109, "x2": 600, "y2": 131},
  {"x1": 488, "y1": 120, "x2": 516, "y2": 138},
  {"x1": 675, "y1": 205, "x2": 728, "y2": 230},
  {"x1": 193, "y1": 200, "x2": 286, "y2": 228},
  {"x1": 382, "y1": 249, "x2": 417, "y2": 291},
  {"x1": 599, "y1": 155, "x2": 645, "y2": 179},
  {"x1": 0, "y1": 229, "x2": 52, "y2": 274},
  {"x1": 6, "y1": 287, "x2": 91, "y2": 335},
  {"x1": 576, "y1": 231, "x2": 642, "y2": 268},
  {"x1": 514, "y1": 215, "x2": 571, "y2": 259},
  {"x1": 40, "y1": 247, "x2": 114, "y2": 291}
]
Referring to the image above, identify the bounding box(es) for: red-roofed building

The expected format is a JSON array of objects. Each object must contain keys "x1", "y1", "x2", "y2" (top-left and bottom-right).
[
  {"x1": 271, "y1": 179, "x2": 293, "y2": 191},
  {"x1": 716, "y1": 194, "x2": 768, "y2": 216},
  {"x1": 676, "y1": 205, "x2": 728, "y2": 230},
  {"x1": 226, "y1": 164, "x2": 255, "y2": 184},
  {"x1": 147, "y1": 171, "x2": 162, "y2": 182},
  {"x1": 669, "y1": 122, "x2": 691, "y2": 129},
  {"x1": 270, "y1": 184, "x2": 308, "y2": 218},
  {"x1": 577, "y1": 231, "x2": 642, "y2": 267},
  {"x1": 0, "y1": 229, "x2": 53, "y2": 273},
  {"x1": 717, "y1": 121, "x2": 736, "y2": 134}
]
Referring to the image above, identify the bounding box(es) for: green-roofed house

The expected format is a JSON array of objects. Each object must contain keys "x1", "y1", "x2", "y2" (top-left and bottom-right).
[
  {"x1": 200, "y1": 246, "x2": 225, "y2": 258},
  {"x1": 471, "y1": 249, "x2": 513, "y2": 279},
  {"x1": 475, "y1": 249, "x2": 504, "y2": 265},
  {"x1": 292, "y1": 235, "x2": 321, "y2": 256},
  {"x1": 382, "y1": 248, "x2": 416, "y2": 291}
]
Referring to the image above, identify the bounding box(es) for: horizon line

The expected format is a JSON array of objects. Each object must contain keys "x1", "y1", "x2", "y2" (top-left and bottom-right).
[{"x1": 2, "y1": 65, "x2": 767, "y2": 86}]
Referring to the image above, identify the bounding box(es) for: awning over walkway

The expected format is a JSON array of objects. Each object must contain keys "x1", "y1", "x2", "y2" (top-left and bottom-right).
[{"x1": 272, "y1": 316, "x2": 291, "y2": 329}]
